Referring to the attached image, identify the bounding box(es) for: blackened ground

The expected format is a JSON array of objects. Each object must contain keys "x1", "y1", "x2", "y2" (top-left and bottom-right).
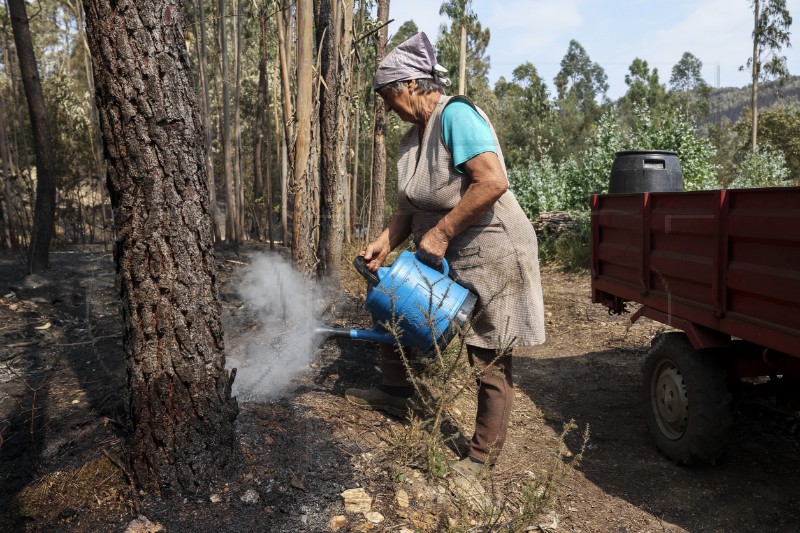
[{"x1": 0, "y1": 242, "x2": 798, "y2": 532}]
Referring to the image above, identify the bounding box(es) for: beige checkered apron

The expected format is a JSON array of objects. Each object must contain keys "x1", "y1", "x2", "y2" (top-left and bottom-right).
[{"x1": 396, "y1": 95, "x2": 546, "y2": 349}]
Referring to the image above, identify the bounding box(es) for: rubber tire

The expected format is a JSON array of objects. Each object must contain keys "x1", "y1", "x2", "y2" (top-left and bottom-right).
[{"x1": 641, "y1": 332, "x2": 731, "y2": 465}]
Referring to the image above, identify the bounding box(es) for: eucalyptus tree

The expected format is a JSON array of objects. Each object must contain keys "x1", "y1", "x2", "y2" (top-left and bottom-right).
[
  {"x1": 551, "y1": 40, "x2": 608, "y2": 162},
  {"x1": 192, "y1": 0, "x2": 220, "y2": 240},
  {"x1": 669, "y1": 51, "x2": 710, "y2": 119},
  {"x1": 554, "y1": 39, "x2": 608, "y2": 113},
  {"x1": 367, "y1": 0, "x2": 388, "y2": 242},
  {"x1": 219, "y1": 0, "x2": 237, "y2": 242},
  {"x1": 82, "y1": 0, "x2": 238, "y2": 495},
  {"x1": 316, "y1": 0, "x2": 354, "y2": 281},
  {"x1": 743, "y1": 0, "x2": 792, "y2": 150},
  {"x1": 253, "y1": 1, "x2": 274, "y2": 246},
  {"x1": 494, "y1": 61, "x2": 551, "y2": 169},
  {"x1": 623, "y1": 58, "x2": 666, "y2": 110},
  {"x1": 346, "y1": 0, "x2": 375, "y2": 241},
  {"x1": 276, "y1": 0, "x2": 293, "y2": 246},
  {"x1": 292, "y1": 0, "x2": 316, "y2": 271},
  {"x1": 435, "y1": 0, "x2": 491, "y2": 104}
]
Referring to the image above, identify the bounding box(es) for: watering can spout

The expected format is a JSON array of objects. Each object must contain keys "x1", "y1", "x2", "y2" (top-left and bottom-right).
[{"x1": 314, "y1": 324, "x2": 396, "y2": 347}]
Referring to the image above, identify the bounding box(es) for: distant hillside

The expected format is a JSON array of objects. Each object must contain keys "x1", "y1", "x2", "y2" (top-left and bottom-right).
[{"x1": 706, "y1": 76, "x2": 800, "y2": 125}]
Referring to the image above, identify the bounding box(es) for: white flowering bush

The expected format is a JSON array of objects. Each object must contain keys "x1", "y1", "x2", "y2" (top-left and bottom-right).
[{"x1": 730, "y1": 146, "x2": 791, "y2": 188}]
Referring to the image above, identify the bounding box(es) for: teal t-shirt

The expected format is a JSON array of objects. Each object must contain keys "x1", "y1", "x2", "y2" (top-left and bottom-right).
[{"x1": 441, "y1": 100, "x2": 497, "y2": 174}]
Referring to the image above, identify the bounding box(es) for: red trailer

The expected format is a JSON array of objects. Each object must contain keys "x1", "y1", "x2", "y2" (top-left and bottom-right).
[{"x1": 591, "y1": 187, "x2": 800, "y2": 464}]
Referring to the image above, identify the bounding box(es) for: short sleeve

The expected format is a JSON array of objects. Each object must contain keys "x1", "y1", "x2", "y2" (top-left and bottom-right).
[{"x1": 441, "y1": 100, "x2": 497, "y2": 174}]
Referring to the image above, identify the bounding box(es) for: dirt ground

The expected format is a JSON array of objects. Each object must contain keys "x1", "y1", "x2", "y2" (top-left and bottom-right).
[{"x1": 1, "y1": 243, "x2": 799, "y2": 532}]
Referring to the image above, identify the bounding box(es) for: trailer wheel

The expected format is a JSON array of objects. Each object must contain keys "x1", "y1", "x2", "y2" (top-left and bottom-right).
[{"x1": 642, "y1": 332, "x2": 731, "y2": 465}]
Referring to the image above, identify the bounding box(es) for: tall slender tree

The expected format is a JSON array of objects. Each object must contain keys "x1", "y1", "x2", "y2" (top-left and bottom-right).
[
  {"x1": 233, "y1": 0, "x2": 244, "y2": 240},
  {"x1": 219, "y1": 0, "x2": 237, "y2": 242},
  {"x1": 669, "y1": 51, "x2": 710, "y2": 119},
  {"x1": 623, "y1": 57, "x2": 666, "y2": 109},
  {"x1": 367, "y1": 0, "x2": 388, "y2": 242},
  {"x1": 254, "y1": 4, "x2": 274, "y2": 247},
  {"x1": 276, "y1": 0, "x2": 293, "y2": 246},
  {"x1": 436, "y1": 0, "x2": 490, "y2": 99},
  {"x1": 82, "y1": 0, "x2": 238, "y2": 495},
  {"x1": 195, "y1": 0, "x2": 220, "y2": 241},
  {"x1": 8, "y1": 0, "x2": 57, "y2": 273},
  {"x1": 317, "y1": 0, "x2": 354, "y2": 280},
  {"x1": 744, "y1": 0, "x2": 792, "y2": 150},
  {"x1": 292, "y1": 0, "x2": 316, "y2": 271}
]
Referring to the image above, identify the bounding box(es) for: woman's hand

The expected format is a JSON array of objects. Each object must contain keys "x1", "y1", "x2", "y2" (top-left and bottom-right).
[
  {"x1": 417, "y1": 225, "x2": 450, "y2": 266},
  {"x1": 360, "y1": 236, "x2": 391, "y2": 273},
  {"x1": 359, "y1": 213, "x2": 413, "y2": 273}
]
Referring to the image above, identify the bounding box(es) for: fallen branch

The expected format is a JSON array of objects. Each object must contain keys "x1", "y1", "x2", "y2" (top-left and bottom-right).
[
  {"x1": 6, "y1": 341, "x2": 39, "y2": 349},
  {"x1": 55, "y1": 334, "x2": 121, "y2": 347}
]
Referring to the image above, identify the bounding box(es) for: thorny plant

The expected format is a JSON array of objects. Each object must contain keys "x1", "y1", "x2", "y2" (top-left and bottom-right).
[
  {"x1": 477, "y1": 420, "x2": 589, "y2": 532},
  {"x1": 375, "y1": 261, "x2": 515, "y2": 476},
  {"x1": 362, "y1": 259, "x2": 591, "y2": 529}
]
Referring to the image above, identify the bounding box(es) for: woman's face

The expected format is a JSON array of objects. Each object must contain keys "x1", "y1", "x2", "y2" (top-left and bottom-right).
[{"x1": 379, "y1": 81, "x2": 417, "y2": 123}]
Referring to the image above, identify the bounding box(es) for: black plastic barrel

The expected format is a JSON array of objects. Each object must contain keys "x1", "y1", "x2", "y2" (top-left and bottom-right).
[{"x1": 609, "y1": 150, "x2": 684, "y2": 193}]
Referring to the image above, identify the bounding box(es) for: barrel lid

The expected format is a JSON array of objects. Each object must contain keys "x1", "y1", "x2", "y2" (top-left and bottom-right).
[{"x1": 614, "y1": 150, "x2": 678, "y2": 157}]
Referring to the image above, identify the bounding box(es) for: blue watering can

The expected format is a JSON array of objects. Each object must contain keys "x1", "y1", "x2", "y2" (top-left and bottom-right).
[{"x1": 315, "y1": 251, "x2": 477, "y2": 353}]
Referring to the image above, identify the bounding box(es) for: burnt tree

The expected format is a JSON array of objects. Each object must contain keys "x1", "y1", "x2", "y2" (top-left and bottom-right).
[
  {"x1": 8, "y1": 0, "x2": 57, "y2": 273},
  {"x1": 82, "y1": 0, "x2": 238, "y2": 495}
]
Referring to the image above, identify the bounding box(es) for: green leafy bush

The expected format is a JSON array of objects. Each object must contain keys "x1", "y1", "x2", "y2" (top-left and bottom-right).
[
  {"x1": 509, "y1": 105, "x2": 721, "y2": 221},
  {"x1": 730, "y1": 146, "x2": 791, "y2": 188},
  {"x1": 554, "y1": 212, "x2": 591, "y2": 271}
]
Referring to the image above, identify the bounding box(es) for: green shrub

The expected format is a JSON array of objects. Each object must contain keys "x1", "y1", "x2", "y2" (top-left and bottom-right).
[
  {"x1": 731, "y1": 146, "x2": 791, "y2": 188},
  {"x1": 554, "y1": 212, "x2": 591, "y2": 271}
]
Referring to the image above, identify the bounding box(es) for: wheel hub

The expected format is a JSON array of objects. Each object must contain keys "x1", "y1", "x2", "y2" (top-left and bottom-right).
[{"x1": 652, "y1": 361, "x2": 688, "y2": 440}]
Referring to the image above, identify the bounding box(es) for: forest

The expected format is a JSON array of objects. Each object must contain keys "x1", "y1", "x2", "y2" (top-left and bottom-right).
[
  {"x1": 1, "y1": 0, "x2": 798, "y2": 277},
  {"x1": 1, "y1": 0, "x2": 799, "y2": 530}
]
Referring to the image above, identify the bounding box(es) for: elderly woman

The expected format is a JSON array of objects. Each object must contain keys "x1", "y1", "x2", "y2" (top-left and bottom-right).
[{"x1": 346, "y1": 33, "x2": 545, "y2": 475}]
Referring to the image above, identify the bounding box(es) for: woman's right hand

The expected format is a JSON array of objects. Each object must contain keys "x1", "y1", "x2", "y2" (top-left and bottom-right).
[{"x1": 360, "y1": 237, "x2": 391, "y2": 273}]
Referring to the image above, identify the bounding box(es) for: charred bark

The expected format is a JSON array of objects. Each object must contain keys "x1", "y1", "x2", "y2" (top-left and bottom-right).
[
  {"x1": 82, "y1": 0, "x2": 238, "y2": 496},
  {"x1": 8, "y1": 0, "x2": 57, "y2": 273}
]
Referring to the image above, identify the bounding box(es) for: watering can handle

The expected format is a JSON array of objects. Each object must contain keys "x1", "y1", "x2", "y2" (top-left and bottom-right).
[
  {"x1": 353, "y1": 256, "x2": 380, "y2": 286},
  {"x1": 414, "y1": 252, "x2": 449, "y2": 277}
]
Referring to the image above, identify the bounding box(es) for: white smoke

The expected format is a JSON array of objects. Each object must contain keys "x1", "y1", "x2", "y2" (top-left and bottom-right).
[{"x1": 225, "y1": 253, "x2": 318, "y2": 401}]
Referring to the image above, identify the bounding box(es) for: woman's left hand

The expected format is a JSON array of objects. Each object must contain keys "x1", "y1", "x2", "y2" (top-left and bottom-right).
[{"x1": 417, "y1": 225, "x2": 450, "y2": 266}]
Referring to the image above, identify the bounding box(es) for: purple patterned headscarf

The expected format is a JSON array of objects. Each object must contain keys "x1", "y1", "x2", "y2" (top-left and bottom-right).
[{"x1": 374, "y1": 32, "x2": 450, "y2": 91}]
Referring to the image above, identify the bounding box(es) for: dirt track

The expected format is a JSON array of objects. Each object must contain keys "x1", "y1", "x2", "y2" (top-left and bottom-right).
[{"x1": 1, "y1": 245, "x2": 798, "y2": 531}]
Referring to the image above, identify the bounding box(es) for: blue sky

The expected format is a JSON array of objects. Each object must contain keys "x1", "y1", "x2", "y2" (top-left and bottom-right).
[{"x1": 386, "y1": 0, "x2": 800, "y2": 100}]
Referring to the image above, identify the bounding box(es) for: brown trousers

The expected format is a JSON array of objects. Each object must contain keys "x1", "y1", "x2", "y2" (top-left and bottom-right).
[{"x1": 380, "y1": 344, "x2": 513, "y2": 465}]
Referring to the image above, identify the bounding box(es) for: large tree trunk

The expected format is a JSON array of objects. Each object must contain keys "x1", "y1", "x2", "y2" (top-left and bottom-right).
[
  {"x1": 367, "y1": 0, "x2": 389, "y2": 242},
  {"x1": 292, "y1": 0, "x2": 316, "y2": 272},
  {"x1": 82, "y1": 0, "x2": 238, "y2": 496},
  {"x1": 8, "y1": 0, "x2": 57, "y2": 274}
]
